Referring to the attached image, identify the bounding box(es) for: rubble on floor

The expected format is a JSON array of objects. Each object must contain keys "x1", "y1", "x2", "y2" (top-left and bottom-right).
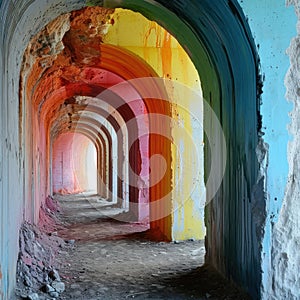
[
  {"x1": 15, "y1": 193, "x2": 252, "y2": 299},
  {"x1": 15, "y1": 196, "x2": 72, "y2": 300}
]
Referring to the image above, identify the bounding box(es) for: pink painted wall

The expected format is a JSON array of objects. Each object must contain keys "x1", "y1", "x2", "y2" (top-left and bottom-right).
[{"x1": 52, "y1": 132, "x2": 96, "y2": 194}]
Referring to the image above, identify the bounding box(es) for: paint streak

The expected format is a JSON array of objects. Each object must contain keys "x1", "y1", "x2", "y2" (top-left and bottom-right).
[{"x1": 161, "y1": 30, "x2": 172, "y2": 78}]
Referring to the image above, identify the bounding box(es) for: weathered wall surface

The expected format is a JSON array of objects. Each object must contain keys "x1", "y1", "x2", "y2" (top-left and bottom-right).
[
  {"x1": 237, "y1": 1, "x2": 298, "y2": 298},
  {"x1": 269, "y1": 1, "x2": 300, "y2": 299},
  {"x1": 0, "y1": 1, "x2": 86, "y2": 298},
  {"x1": 1, "y1": 0, "x2": 297, "y2": 299}
]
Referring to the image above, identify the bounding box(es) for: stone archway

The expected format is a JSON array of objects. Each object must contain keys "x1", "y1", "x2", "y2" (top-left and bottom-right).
[{"x1": 1, "y1": 1, "x2": 262, "y2": 298}]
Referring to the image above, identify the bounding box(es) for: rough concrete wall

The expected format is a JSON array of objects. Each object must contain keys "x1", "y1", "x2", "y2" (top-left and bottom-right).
[
  {"x1": 0, "y1": 1, "x2": 86, "y2": 298},
  {"x1": 0, "y1": 19, "x2": 22, "y2": 299},
  {"x1": 237, "y1": 1, "x2": 298, "y2": 298},
  {"x1": 270, "y1": 1, "x2": 300, "y2": 299}
]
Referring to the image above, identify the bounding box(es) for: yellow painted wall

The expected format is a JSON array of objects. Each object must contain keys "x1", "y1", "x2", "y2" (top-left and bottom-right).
[{"x1": 104, "y1": 9, "x2": 205, "y2": 240}]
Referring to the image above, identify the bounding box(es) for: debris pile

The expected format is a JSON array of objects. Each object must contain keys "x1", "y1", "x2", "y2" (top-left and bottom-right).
[
  {"x1": 38, "y1": 195, "x2": 62, "y2": 234},
  {"x1": 15, "y1": 196, "x2": 72, "y2": 299}
]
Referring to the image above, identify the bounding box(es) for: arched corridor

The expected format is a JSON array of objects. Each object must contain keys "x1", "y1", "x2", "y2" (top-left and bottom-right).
[
  {"x1": 1, "y1": 1, "x2": 300, "y2": 299},
  {"x1": 20, "y1": 5, "x2": 209, "y2": 238}
]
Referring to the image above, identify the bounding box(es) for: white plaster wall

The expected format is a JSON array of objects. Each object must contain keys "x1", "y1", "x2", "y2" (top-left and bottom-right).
[{"x1": 271, "y1": 1, "x2": 300, "y2": 298}]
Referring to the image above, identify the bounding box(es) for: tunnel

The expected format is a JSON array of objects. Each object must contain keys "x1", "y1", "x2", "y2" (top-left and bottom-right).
[{"x1": 0, "y1": 1, "x2": 268, "y2": 299}]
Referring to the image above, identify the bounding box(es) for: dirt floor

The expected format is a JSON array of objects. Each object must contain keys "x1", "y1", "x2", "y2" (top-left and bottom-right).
[{"x1": 41, "y1": 193, "x2": 252, "y2": 300}]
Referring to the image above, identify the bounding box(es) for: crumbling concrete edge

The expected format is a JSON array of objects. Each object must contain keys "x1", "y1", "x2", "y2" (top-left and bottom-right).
[{"x1": 269, "y1": 1, "x2": 300, "y2": 299}]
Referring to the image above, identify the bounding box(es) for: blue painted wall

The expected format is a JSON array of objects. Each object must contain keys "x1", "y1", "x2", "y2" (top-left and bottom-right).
[
  {"x1": 239, "y1": 0, "x2": 295, "y2": 222},
  {"x1": 238, "y1": 0, "x2": 297, "y2": 294}
]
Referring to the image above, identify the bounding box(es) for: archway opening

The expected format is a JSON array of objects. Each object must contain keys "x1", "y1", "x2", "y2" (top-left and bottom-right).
[
  {"x1": 20, "y1": 6, "x2": 206, "y2": 241},
  {"x1": 52, "y1": 132, "x2": 97, "y2": 195},
  {"x1": 16, "y1": 1, "x2": 260, "y2": 299}
]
